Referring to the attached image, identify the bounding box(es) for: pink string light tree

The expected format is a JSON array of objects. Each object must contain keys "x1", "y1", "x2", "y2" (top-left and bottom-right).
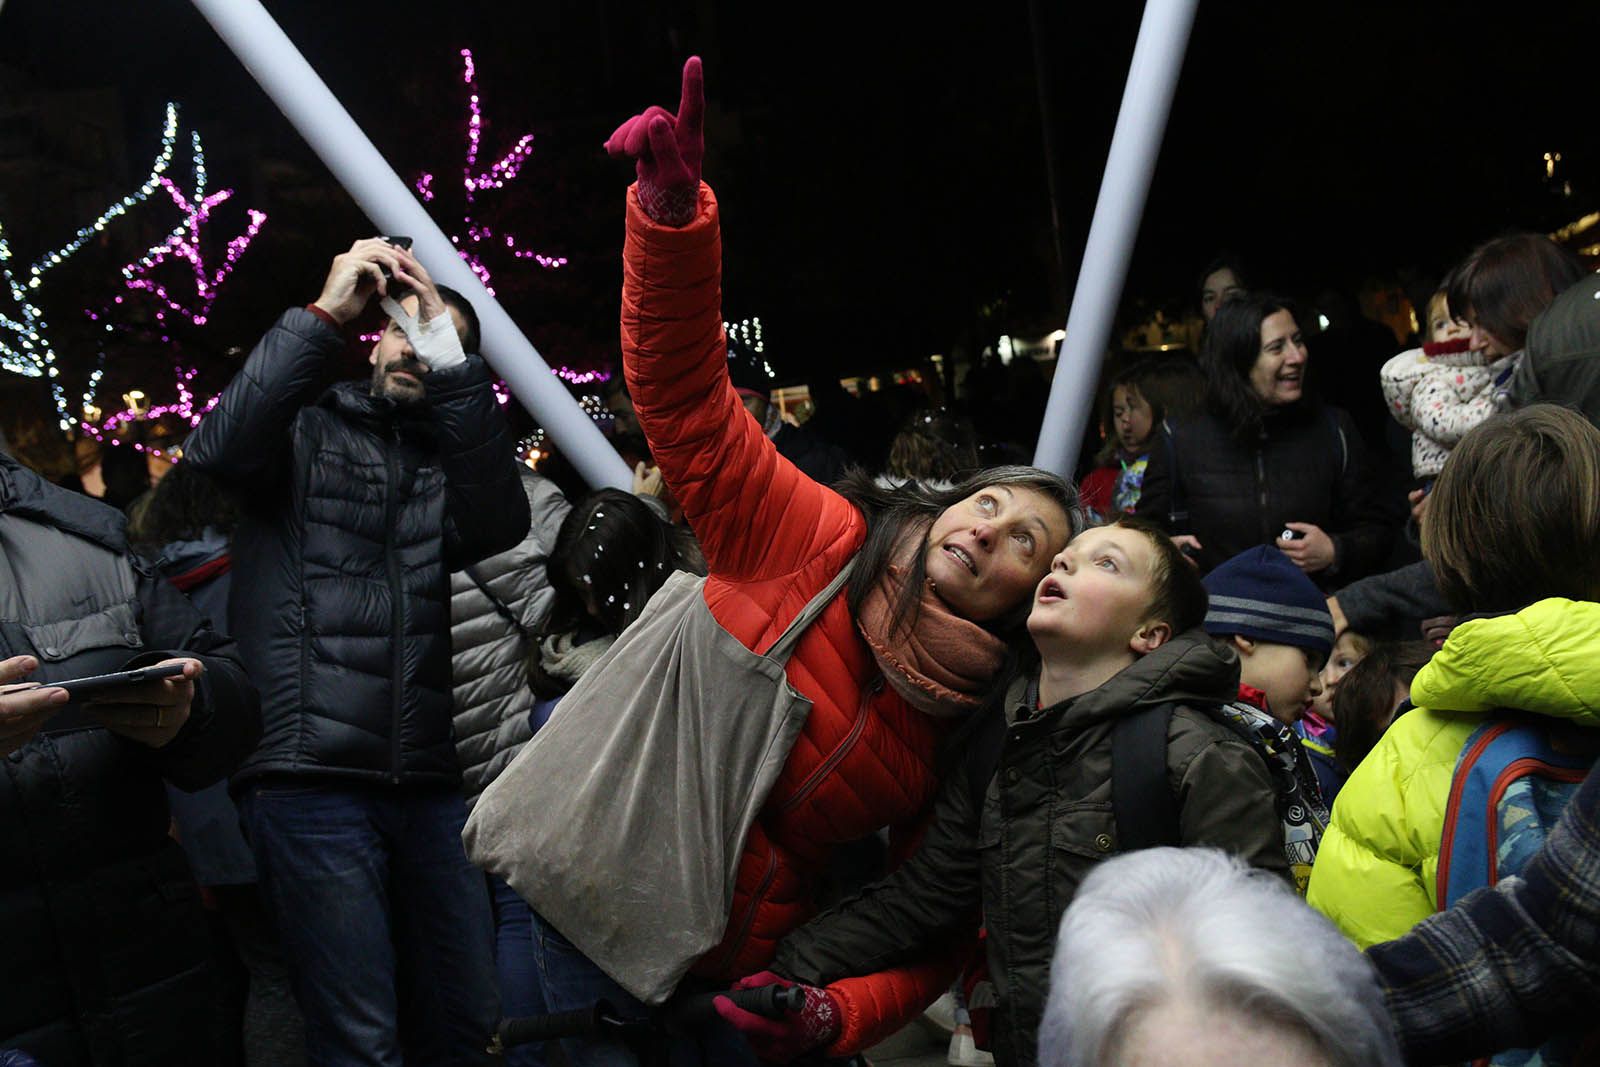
[
  {"x1": 414, "y1": 47, "x2": 570, "y2": 299},
  {"x1": 409, "y1": 47, "x2": 614, "y2": 409},
  {"x1": 79, "y1": 123, "x2": 268, "y2": 459}
]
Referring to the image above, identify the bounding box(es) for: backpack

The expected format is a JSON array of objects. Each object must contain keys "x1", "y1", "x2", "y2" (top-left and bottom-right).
[
  {"x1": 1434, "y1": 716, "x2": 1600, "y2": 1067},
  {"x1": 968, "y1": 696, "x2": 1327, "y2": 887}
]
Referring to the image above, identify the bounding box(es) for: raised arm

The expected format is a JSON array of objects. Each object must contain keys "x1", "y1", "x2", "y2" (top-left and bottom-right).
[
  {"x1": 187, "y1": 239, "x2": 413, "y2": 489},
  {"x1": 610, "y1": 58, "x2": 861, "y2": 581}
]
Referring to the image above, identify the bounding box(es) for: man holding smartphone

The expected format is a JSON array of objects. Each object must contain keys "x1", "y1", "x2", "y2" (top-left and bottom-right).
[
  {"x1": 187, "y1": 239, "x2": 530, "y2": 1064},
  {"x1": 0, "y1": 446, "x2": 261, "y2": 1062}
]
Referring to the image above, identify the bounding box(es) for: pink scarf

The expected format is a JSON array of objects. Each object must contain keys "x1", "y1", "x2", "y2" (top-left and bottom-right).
[{"x1": 856, "y1": 562, "x2": 1009, "y2": 718}]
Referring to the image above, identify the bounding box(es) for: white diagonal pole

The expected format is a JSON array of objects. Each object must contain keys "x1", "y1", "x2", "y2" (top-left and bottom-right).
[
  {"x1": 190, "y1": 0, "x2": 631, "y2": 491},
  {"x1": 1033, "y1": 0, "x2": 1199, "y2": 479}
]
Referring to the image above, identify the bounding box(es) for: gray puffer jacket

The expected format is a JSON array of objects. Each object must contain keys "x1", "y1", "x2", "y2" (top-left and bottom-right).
[
  {"x1": 449, "y1": 468, "x2": 569, "y2": 806},
  {"x1": 0, "y1": 453, "x2": 259, "y2": 1063}
]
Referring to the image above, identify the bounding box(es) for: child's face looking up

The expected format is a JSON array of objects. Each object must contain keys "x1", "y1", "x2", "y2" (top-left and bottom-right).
[
  {"x1": 1028, "y1": 525, "x2": 1164, "y2": 657},
  {"x1": 1111, "y1": 385, "x2": 1154, "y2": 453}
]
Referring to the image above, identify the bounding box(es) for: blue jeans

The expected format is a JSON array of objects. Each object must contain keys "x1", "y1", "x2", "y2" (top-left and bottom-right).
[
  {"x1": 240, "y1": 782, "x2": 498, "y2": 1066},
  {"x1": 528, "y1": 909, "x2": 759, "y2": 1067},
  {"x1": 490, "y1": 877, "x2": 545, "y2": 1067}
]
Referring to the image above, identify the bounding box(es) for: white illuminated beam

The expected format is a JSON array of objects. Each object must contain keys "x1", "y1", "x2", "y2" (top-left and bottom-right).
[
  {"x1": 1033, "y1": 0, "x2": 1199, "y2": 479},
  {"x1": 189, "y1": 0, "x2": 631, "y2": 491}
]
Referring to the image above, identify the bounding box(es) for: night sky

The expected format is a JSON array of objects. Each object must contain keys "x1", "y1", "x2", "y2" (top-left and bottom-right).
[{"x1": 1, "y1": 0, "x2": 1596, "y2": 386}]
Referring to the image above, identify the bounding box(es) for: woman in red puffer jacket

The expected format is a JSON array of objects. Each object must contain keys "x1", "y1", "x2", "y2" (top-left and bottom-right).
[{"x1": 525, "y1": 57, "x2": 1078, "y2": 1066}]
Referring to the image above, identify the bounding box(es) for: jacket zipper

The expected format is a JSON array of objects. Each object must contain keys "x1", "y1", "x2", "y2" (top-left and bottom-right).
[
  {"x1": 711, "y1": 847, "x2": 778, "y2": 976},
  {"x1": 298, "y1": 602, "x2": 310, "y2": 700},
  {"x1": 386, "y1": 429, "x2": 404, "y2": 783},
  {"x1": 779, "y1": 675, "x2": 882, "y2": 814},
  {"x1": 1255, "y1": 433, "x2": 1270, "y2": 545}
]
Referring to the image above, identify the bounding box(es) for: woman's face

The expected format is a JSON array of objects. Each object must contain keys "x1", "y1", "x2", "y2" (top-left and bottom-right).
[
  {"x1": 1247, "y1": 310, "x2": 1308, "y2": 407},
  {"x1": 1465, "y1": 308, "x2": 1515, "y2": 358},
  {"x1": 924, "y1": 484, "x2": 1074, "y2": 622},
  {"x1": 1111, "y1": 385, "x2": 1155, "y2": 452},
  {"x1": 1200, "y1": 268, "x2": 1244, "y2": 321}
]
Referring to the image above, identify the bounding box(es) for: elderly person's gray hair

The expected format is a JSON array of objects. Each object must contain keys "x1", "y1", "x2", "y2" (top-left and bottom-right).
[{"x1": 1038, "y1": 848, "x2": 1401, "y2": 1067}]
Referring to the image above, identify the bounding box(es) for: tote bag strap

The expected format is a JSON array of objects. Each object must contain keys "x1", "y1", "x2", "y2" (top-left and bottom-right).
[{"x1": 765, "y1": 555, "x2": 860, "y2": 664}]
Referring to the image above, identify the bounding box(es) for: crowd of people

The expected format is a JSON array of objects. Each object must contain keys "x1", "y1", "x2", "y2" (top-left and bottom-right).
[{"x1": 3, "y1": 53, "x2": 1600, "y2": 1067}]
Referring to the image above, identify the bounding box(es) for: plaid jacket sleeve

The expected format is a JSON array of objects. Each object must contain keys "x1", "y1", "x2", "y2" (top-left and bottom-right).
[{"x1": 1366, "y1": 767, "x2": 1600, "y2": 1063}]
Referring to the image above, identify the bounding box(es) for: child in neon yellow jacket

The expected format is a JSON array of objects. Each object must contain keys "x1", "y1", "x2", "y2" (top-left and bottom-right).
[{"x1": 1307, "y1": 406, "x2": 1600, "y2": 947}]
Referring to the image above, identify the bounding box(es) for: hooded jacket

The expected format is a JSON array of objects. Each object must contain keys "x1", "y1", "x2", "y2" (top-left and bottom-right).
[
  {"x1": 1308, "y1": 598, "x2": 1600, "y2": 948},
  {"x1": 773, "y1": 632, "x2": 1287, "y2": 1065},
  {"x1": 449, "y1": 468, "x2": 569, "y2": 806},
  {"x1": 185, "y1": 307, "x2": 530, "y2": 786},
  {"x1": 0, "y1": 453, "x2": 259, "y2": 1063}
]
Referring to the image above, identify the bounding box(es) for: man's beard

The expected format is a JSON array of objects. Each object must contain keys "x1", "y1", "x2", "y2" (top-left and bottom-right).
[{"x1": 372, "y1": 359, "x2": 428, "y2": 404}]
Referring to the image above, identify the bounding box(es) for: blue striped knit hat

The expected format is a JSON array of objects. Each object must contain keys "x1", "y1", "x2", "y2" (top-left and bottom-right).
[{"x1": 1201, "y1": 546, "x2": 1334, "y2": 656}]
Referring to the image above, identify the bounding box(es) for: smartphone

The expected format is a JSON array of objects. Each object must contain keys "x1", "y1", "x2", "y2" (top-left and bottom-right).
[
  {"x1": 379, "y1": 235, "x2": 413, "y2": 278},
  {"x1": 49, "y1": 663, "x2": 188, "y2": 703}
]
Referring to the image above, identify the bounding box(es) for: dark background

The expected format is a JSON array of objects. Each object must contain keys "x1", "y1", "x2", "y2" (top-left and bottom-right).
[{"x1": 0, "y1": 0, "x2": 1595, "y2": 456}]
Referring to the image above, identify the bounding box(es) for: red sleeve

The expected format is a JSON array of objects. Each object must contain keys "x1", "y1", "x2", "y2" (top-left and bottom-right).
[
  {"x1": 823, "y1": 936, "x2": 979, "y2": 1056},
  {"x1": 1079, "y1": 465, "x2": 1116, "y2": 517},
  {"x1": 621, "y1": 183, "x2": 862, "y2": 583},
  {"x1": 304, "y1": 303, "x2": 342, "y2": 332}
]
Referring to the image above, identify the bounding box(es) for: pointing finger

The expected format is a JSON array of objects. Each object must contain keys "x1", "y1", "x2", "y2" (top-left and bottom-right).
[{"x1": 678, "y1": 56, "x2": 705, "y2": 137}]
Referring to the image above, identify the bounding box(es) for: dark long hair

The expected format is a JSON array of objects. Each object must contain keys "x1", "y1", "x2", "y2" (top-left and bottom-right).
[
  {"x1": 126, "y1": 461, "x2": 238, "y2": 551},
  {"x1": 1093, "y1": 357, "x2": 1206, "y2": 466},
  {"x1": 1445, "y1": 233, "x2": 1586, "y2": 354},
  {"x1": 1333, "y1": 641, "x2": 1434, "y2": 772},
  {"x1": 1201, "y1": 291, "x2": 1302, "y2": 438},
  {"x1": 835, "y1": 465, "x2": 1081, "y2": 641},
  {"x1": 543, "y1": 489, "x2": 705, "y2": 639}
]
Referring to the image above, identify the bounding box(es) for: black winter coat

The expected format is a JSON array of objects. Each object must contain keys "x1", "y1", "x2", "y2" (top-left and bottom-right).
[
  {"x1": 0, "y1": 454, "x2": 260, "y2": 1064},
  {"x1": 1135, "y1": 403, "x2": 1391, "y2": 585},
  {"x1": 186, "y1": 307, "x2": 530, "y2": 786}
]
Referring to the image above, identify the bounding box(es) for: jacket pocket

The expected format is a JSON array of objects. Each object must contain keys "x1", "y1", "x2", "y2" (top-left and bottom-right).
[
  {"x1": 24, "y1": 600, "x2": 142, "y2": 663},
  {"x1": 1049, "y1": 802, "x2": 1118, "y2": 862}
]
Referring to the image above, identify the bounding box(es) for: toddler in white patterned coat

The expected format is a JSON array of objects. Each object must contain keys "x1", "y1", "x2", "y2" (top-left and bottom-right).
[{"x1": 1380, "y1": 291, "x2": 1513, "y2": 479}]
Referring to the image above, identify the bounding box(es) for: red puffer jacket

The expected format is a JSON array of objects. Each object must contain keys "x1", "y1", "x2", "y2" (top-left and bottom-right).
[{"x1": 621, "y1": 183, "x2": 964, "y2": 1052}]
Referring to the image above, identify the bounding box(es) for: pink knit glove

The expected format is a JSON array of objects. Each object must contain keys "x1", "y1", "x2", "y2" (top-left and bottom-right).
[
  {"x1": 714, "y1": 971, "x2": 841, "y2": 1062},
  {"x1": 604, "y1": 56, "x2": 705, "y2": 226}
]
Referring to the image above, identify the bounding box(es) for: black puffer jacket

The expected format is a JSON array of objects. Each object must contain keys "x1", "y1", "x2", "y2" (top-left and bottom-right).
[
  {"x1": 1136, "y1": 403, "x2": 1391, "y2": 585},
  {"x1": 0, "y1": 453, "x2": 259, "y2": 1064},
  {"x1": 186, "y1": 307, "x2": 529, "y2": 786}
]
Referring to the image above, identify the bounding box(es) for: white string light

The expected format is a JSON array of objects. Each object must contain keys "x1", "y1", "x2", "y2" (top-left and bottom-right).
[{"x1": 0, "y1": 104, "x2": 184, "y2": 428}]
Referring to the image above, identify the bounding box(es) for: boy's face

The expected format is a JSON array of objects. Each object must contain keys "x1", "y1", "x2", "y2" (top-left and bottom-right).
[
  {"x1": 1236, "y1": 637, "x2": 1324, "y2": 725},
  {"x1": 1310, "y1": 630, "x2": 1369, "y2": 721},
  {"x1": 1028, "y1": 525, "x2": 1165, "y2": 658}
]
